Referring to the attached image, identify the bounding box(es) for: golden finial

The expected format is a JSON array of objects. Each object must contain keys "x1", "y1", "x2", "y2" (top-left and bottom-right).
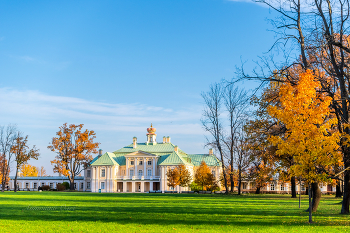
[{"x1": 151, "y1": 123, "x2": 153, "y2": 127}]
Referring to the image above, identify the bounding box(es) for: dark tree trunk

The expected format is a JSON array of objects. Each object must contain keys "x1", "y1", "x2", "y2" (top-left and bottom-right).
[
  {"x1": 341, "y1": 168, "x2": 350, "y2": 214},
  {"x1": 291, "y1": 176, "x2": 297, "y2": 198},
  {"x1": 238, "y1": 171, "x2": 241, "y2": 195},
  {"x1": 306, "y1": 182, "x2": 321, "y2": 212},
  {"x1": 308, "y1": 184, "x2": 313, "y2": 223},
  {"x1": 14, "y1": 166, "x2": 19, "y2": 192},
  {"x1": 255, "y1": 186, "x2": 261, "y2": 194},
  {"x1": 230, "y1": 173, "x2": 234, "y2": 192},
  {"x1": 69, "y1": 176, "x2": 75, "y2": 191},
  {"x1": 336, "y1": 180, "x2": 342, "y2": 198}
]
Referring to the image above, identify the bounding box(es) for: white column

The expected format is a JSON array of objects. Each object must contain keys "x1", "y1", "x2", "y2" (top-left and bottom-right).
[
  {"x1": 150, "y1": 181, "x2": 153, "y2": 191},
  {"x1": 160, "y1": 166, "x2": 163, "y2": 192},
  {"x1": 141, "y1": 182, "x2": 145, "y2": 192},
  {"x1": 91, "y1": 167, "x2": 95, "y2": 192},
  {"x1": 153, "y1": 158, "x2": 156, "y2": 176},
  {"x1": 123, "y1": 181, "x2": 126, "y2": 192},
  {"x1": 132, "y1": 181, "x2": 135, "y2": 192},
  {"x1": 144, "y1": 158, "x2": 146, "y2": 177},
  {"x1": 126, "y1": 157, "x2": 129, "y2": 178}
]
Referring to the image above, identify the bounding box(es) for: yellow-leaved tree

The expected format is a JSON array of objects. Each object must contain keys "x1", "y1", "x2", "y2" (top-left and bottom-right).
[
  {"x1": 21, "y1": 164, "x2": 38, "y2": 177},
  {"x1": 267, "y1": 70, "x2": 341, "y2": 223}
]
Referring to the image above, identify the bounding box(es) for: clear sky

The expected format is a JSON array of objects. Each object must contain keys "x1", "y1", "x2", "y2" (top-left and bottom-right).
[{"x1": 0, "y1": 0, "x2": 277, "y2": 175}]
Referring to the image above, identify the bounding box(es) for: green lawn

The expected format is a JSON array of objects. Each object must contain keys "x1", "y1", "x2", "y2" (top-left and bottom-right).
[{"x1": 0, "y1": 192, "x2": 349, "y2": 232}]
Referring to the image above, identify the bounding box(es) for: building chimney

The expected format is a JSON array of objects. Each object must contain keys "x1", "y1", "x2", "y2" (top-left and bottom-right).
[
  {"x1": 98, "y1": 149, "x2": 102, "y2": 158},
  {"x1": 163, "y1": 136, "x2": 166, "y2": 143},
  {"x1": 209, "y1": 148, "x2": 213, "y2": 155},
  {"x1": 174, "y1": 145, "x2": 178, "y2": 153},
  {"x1": 133, "y1": 137, "x2": 137, "y2": 148},
  {"x1": 167, "y1": 136, "x2": 171, "y2": 143}
]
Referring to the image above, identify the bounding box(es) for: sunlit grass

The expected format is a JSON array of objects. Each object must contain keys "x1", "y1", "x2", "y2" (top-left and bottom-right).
[{"x1": 0, "y1": 192, "x2": 349, "y2": 232}]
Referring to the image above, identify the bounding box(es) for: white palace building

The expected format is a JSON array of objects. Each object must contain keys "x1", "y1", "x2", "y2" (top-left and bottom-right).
[{"x1": 84, "y1": 125, "x2": 222, "y2": 193}]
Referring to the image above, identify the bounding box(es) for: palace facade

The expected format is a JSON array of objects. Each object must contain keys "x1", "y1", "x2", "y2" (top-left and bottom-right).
[{"x1": 84, "y1": 125, "x2": 222, "y2": 193}]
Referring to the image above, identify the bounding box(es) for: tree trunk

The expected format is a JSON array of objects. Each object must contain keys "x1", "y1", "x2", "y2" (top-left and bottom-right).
[
  {"x1": 308, "y1": 184, "x2": 313, "y2": 223},
  {"x1": 14, "y1": 166, "x2": 19, "y2": 192},
  {"x1": 306, "y1": 182, "x2": 321, "y2": 212},
  {"x1": 238, "y1": 171, "x2": 241, "y2": 195},
  {"x1": 230, "y1": 173, "x2": 234, "y2": 192},
  {"x1": 341, "y1": 168, "x2": 350, "y2": 214},
  {"x1": 336, "y1": 180, "x2": 342, "y2": 198},
  {"x1": 69, "y1": 176, "x2": 75, "y2": 191},
  {"x1": 255, "y1": 186, "x2": 260, "y2": 194},
  {"x1": 291, "y1": 176, "x2": 297, "y2": 198}
]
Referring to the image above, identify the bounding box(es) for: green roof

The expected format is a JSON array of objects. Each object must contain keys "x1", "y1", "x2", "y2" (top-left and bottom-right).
[
  {"x1": 90, "y1": 142, "x2": 220, "y2": 167},
  {"x1": 91, "y1": 152, "x2": 118, "y2": 166}
]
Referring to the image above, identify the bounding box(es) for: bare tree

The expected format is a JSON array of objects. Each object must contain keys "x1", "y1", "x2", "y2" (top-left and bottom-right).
[
  {"x1": 0, "y1": 125, "x2": 17, "y2": 192},
  {"x1": 201, "y1": 83, "x2": 229, "y2": 194},
  {"x1": 222, "y1": 85, "x2": 250, "y2": 192}
]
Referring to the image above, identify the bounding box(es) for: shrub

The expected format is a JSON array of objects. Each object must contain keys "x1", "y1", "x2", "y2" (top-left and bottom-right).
[
  {"x1": 57, "y1": 184, "x2": 66, "y2": 191},
  {"x1": 38, "y1": 186, "x2": 43, "y2": 191},
  {"x1": 189, "y1": 182, "x2": 201, "y2": 192},
  {"x1": 62, "y1": 182, "x2": 70, "y2": 190},
  {"x1": 41, "y1": 185, "x2": 50, "y2": 191}
]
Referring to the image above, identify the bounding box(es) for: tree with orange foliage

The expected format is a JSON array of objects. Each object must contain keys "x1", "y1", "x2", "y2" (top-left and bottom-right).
[
  {"x1": 267, "y1": 70, "x2": 341, "y2": 223},
  {"x1": 194, "y1": 161, "x2": 217, "y2": 191},
  {"x1": 177, "y1": 164, "x2": 192, "y2": 189},
  {"x1": 12, "y1": 133, "x2": 40, "y2": 192},
  {"x1": 0, "y1": 154, "x2": 10, "y2": 188},
  {"x1": 48, "y1": 123, "x2": 99, "y2": 190},
  {"x1": 21, "y1": 164, "x2": 38, "y2": 177},
  {"x1": 166, "y1": 167, "x2": 180, "y2": 193}
]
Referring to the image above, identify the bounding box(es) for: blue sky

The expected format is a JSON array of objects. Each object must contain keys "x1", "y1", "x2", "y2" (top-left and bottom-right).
[{"x1": 0, "y1": 0, "x2": 277, "y2": 175}]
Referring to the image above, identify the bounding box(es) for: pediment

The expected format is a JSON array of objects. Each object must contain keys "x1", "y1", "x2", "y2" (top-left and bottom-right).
[{"x1": 125, "y1": 150, "x2": 158, "y2": 157}]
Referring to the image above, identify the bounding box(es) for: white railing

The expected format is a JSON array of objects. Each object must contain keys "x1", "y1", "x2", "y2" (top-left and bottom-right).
[{"x1": 116, "y1": 176, "x2": 160, "y2": 180}]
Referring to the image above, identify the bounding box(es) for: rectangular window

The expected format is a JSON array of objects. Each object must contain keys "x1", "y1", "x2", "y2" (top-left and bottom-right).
[
  {"x1": 41, "y1": 182, "x2": 45, "y2": 187},
  {"x1": 101, "y1": 182, "x2": 105, "y2": 189},
  {"x1": 148, "y1": 160, "x2": 152, "y2": 165},
  {"x1": 242, "y1": 183, "x2": 247, "y2": 190},
  {"x1": 270, "y1": 183, "x2": 275, "y2": 191},
  {"x1": 130, "y1": 161, "x2": 134, "y2": 165},
  {"x1": 87, "y1": 182, "x2": 91, "y2": 189},
  {"x1": 25, "y1": 183, "x2": 29, "y2": 189},
  {"x1": 280, "y1": 184, "x2": 285, "y2": 191},
  {"x1": 81, "y1": 183, "x2": 84, "y2": 189},
  {"x1": 123, "y1": 170, "x2": 125, "y2": 175},
  {"x1": 301, "y1": 184, "x2": 305, "y2": 191},
  {"x1": 101, "y1": 169, "x2": 105, "y2": 177},
  {"x1": 212, "y1": 170, "x2": 216, "y2": 177},
  {"x1": 50, "y1": 183, "x2": 53, "y2": 189},
  {"x1": 87, "y1": 170, "x2": 91, "y2": 178},
  {"x1": 130, "y1": 170, "x2": 134, "y2": 176},
  {"x1": 34, "y1": 183, "x2": 37, "y2": 189},
  {"x1": 139, "y1": 160, "x2": 143, "y2": 165},
  {"x1": 147, "y1": 169, "x2": 152, "y2": 176},
  {"x1": 138, "y1": 170, "x2": 143, "y2": 176},
  {"x1": 74, "y1": 183, "x2": 77, "y2": 189}
]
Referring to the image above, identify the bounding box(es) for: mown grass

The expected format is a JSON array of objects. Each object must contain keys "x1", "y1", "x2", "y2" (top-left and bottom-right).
[{"x1": 0, "y1": 192, "x2": 349, "y2": 232}]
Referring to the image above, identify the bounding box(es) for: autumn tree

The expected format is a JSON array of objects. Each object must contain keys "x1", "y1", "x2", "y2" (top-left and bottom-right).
[
  {"x1": 0, "y1": 125, "x2": 17, "y2": 192},
  {"x1": 48, "y1": 123, "x2": 99, "y2": 190},
  {"x1": 166, "y1": 167, "x2": 180, "y2": 193},
  {"x1": 194, "y1": 161, "x2": 217, "y2": 191},
  {"x1": 268, "y1": 70, "x2": 341, "y2": 223},
  {"x1": 12, "y1": 133, "x2": 40, "y2": 192},
  {"x1": 177, "y1": 164, "x2": 192, "y2": 189},
  {"x1": 0, "y1": 155, "x2": 10, "y2": 187},
  {"x1": 21, "y1": 164, "x2": 39, "y2": 177}
]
